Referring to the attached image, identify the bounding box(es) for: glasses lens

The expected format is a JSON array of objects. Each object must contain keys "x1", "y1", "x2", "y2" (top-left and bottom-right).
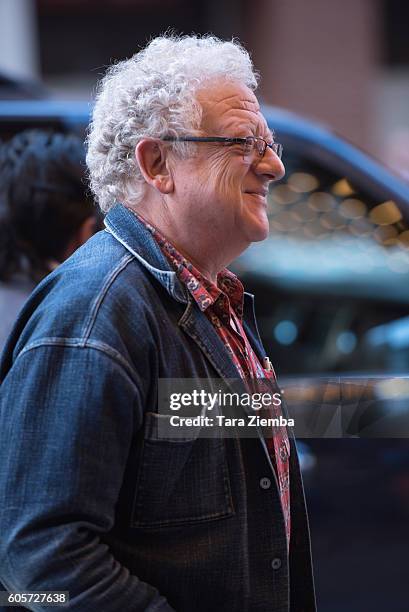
[{"x1": 243, "y1": 138, "x2": 282, "y2": 159}]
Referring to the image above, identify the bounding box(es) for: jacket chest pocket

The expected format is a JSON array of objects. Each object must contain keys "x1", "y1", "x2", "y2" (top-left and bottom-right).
[{"x1": 131, "y1": 412, "x2": 234, "y2": 528}]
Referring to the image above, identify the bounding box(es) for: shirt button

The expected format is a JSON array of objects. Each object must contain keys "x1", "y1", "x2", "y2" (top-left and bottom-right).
[
  {"x1": 259, "y1": 477, "x2": 271, "y2": 489},
  {"x1": 271, "y1": 558, "x2": 282, "y2": 570}
]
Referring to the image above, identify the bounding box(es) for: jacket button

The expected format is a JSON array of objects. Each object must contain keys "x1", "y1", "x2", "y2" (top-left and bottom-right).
[
  {"x1": 260, "y1": 477, "x2": 271, "y2": 489},
  {"x1": 271, "y1": 557, "x2": 282, "y2": 570}
]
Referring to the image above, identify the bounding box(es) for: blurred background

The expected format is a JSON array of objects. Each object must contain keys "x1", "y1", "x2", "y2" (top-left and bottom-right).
[{"x1": 0, "y1": 1, "x2": 408, "y2": 610}]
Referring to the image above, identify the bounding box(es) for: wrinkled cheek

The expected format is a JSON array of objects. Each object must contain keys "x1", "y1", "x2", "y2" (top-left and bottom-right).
[{"x1": 210, "y1": 161, "x2": 240, "y2": 200}]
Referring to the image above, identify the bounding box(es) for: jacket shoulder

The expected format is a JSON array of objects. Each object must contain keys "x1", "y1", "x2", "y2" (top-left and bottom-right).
[{"x1": 6, "y1": 230, "x2": 168, "y2": 362}]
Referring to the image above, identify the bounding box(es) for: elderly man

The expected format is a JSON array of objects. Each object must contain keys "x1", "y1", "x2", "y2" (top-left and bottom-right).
[{"x1": 0, "y1": 35, "x2": 315, "y2": 611}]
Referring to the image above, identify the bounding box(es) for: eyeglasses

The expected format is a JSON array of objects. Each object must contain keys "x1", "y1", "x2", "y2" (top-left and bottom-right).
[{"x1": 161, "y1": 136, "x2": 283, "y2": 160}]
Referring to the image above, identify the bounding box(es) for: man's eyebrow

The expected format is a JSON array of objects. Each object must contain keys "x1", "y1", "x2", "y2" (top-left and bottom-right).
[
  {"x1": 254, "y1": 126, "x2": 275, "y2": 141},
  {"x1": 240, "y1": 123, "x2": 275, "y2": 140}
]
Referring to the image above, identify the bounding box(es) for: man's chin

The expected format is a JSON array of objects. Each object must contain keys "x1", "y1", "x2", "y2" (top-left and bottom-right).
[
  {"x1": 245, "y1": 215, "x2": 270, "y2": 243},
  {"x1": 251, "y1": 226, "x2": 270, "y2": 242}
]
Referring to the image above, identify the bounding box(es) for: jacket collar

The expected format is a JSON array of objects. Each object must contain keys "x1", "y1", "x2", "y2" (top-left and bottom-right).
[{"x1": 104, "y1": 203, "x2": 188, "y2": 304}]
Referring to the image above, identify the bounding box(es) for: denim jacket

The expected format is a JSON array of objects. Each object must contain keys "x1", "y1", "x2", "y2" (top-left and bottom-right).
[{"x1": 0, "y1": 204, "x2": 315, "y2": 612}]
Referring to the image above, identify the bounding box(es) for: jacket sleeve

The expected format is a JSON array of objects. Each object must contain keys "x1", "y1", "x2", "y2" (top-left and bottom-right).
[{"x1": 0, "y1": 343, "x2": 175, "y2": 612}]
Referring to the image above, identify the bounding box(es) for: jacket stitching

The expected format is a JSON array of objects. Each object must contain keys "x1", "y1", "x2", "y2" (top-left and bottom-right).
[
  {"x1": 81, "y1": 253, "x2": 135, "y2": 344},
  {"x1": 17, "y1": 338, "x2": 138, "y2": 385}
]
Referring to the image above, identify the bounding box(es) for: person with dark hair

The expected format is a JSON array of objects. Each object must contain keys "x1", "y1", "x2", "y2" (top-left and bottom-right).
[{"x1": 0, "y1": 130, "x2": 98, "y2": 350}]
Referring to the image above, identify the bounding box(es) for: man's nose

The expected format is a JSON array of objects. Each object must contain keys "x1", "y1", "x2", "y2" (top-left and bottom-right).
[{"x1": 254, "y1": 147, "x2": 285, "y2": 182}]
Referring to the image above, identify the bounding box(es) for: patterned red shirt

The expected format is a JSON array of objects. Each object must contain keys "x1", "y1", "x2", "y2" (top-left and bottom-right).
[{"x1": 131, "y1": 210, "x2": 291, "y2": 547}]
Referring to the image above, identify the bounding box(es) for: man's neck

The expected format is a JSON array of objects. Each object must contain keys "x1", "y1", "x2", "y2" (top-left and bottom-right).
[{"x1": 130, "y1": 206, "x2": 231, "y2": 285}]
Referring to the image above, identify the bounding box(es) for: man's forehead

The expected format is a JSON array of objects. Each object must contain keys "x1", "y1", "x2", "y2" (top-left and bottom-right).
[
  {"x1": 205, "y1": 83, "x2": 258, "y2": 108},
  {"x1": 197, "y1": 81, "x2": 268, "y2": 134}
]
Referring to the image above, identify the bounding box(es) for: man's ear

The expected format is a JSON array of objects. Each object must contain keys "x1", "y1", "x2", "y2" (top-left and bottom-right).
[{"x1": 135, "y1": 138, "x2": 174, "y2": 194}]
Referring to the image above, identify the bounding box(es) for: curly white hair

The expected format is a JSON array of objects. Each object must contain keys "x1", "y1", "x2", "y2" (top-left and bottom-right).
[{"x1": 86, "y1": 34, "x2": 259, "y2": 213}]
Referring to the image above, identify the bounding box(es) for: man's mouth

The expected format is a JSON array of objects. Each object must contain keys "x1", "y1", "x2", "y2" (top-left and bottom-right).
[{"x1": 244, "y1": 190, "x2": 268, "y2": 200}]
